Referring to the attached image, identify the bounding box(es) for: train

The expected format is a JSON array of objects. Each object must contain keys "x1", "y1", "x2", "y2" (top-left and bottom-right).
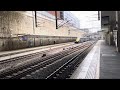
[{"x1": 75, "y1": 37, "x2": 91, "y2": 43}]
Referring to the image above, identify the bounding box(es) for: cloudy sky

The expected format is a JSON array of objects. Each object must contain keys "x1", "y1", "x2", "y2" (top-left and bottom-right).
[{"x1": 70, "y1": 11, "x2": 101, "y2": 33}]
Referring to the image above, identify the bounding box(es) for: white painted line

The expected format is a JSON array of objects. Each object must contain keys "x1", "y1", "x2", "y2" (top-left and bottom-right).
[
  {"x1": 95, "y1": 41, "x2": 101, "y2": 79},
  {"x1": 70, "y1": 40, "x2": 102, "y2": 79}
]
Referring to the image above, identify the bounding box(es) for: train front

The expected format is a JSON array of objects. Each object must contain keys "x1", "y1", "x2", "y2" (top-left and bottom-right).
[{"x1": 75, "y1": 37, "x2": 80, "y2": 43}]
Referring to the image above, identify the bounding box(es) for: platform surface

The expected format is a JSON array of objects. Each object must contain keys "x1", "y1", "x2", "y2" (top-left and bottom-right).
[
  {"x1": 71, "y1": 40, "x2": 120, "y2": 79},
  {"x1": 0, "y1": 42, "x2": 73, "y2": 61},
  {"x1": 70, "y1": 40, "x2": 100, "y2": 79},
  {"x1": 0, "y1": 42, "x2": 73, "y2": 56},
  {"x1": 100, "y1": 40, "x2": 120, "y2": 79}
]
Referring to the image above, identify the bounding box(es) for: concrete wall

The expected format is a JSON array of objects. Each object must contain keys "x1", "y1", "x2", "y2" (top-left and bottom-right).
[
  {"x1": 101, "y1": 11, "x2": 116, "y2": 45},
  {"x1": 98, "y1": 31, "x2": 105, "y2": 40},
  {"x1": 0, "y1": 11, "x2": 83, "y2": 37},
  {"x1": 0, "y1": 11, "x2": 85, "y2": 51}
]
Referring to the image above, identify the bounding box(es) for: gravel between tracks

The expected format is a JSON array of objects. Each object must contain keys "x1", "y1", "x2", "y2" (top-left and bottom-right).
[{"x1": 0, "y1": 42, "x2": 80, "y2": 74}]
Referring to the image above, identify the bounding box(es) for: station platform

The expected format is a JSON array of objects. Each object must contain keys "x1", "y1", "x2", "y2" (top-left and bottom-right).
[
  {"x1": 70, "y1": 40, "x2": 120, "y2": 79},
  {"x1": 0, "y1": 42, "x2": 73, "y2": 61}
]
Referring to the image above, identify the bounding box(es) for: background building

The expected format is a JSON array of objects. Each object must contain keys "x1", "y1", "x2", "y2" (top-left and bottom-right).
[{"x1": 0, "y1": 11, "x2": 85, "y2": 51}]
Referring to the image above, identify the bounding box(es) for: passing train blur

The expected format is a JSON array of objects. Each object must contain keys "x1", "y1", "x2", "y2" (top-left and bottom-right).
[{"x1": 75, "y1": 37, "x2": 90, "y2": 43}]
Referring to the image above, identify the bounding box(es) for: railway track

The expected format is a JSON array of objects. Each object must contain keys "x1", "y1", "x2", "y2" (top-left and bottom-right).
[
  {"x1": 0, "y1": 41, "x2": 95, "y2": 79},
  {"x1": 0, "y1": 42, "x2": 75, "y2": 65},
  {"x1": 46, "y1": 42, "x2": 95, "y2": 79}
]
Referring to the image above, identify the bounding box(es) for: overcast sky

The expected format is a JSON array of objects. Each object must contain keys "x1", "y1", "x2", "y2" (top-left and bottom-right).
[{"x1": 70, "y1": 11, "x2": 101, "y2": 33}]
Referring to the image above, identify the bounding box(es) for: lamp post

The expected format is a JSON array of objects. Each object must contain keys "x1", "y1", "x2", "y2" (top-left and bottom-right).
[
  {"x1": 55, "y1": 11, "x2": 58, "y2": 29},
  {"x1": 35, "y1": 11, "x2": 37, "y2": 27},
  {"x1": 33, "y1": 11, "x2": 37, "y2": 47}
]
